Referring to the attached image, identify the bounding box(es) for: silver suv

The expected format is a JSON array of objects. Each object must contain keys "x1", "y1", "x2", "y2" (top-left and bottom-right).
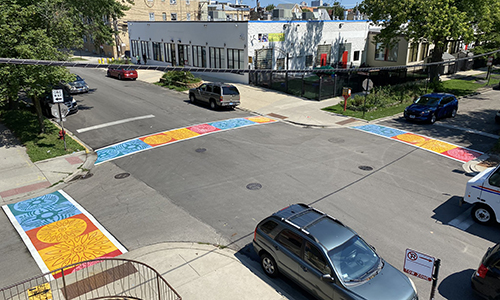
[
  {"x1": 189, "y1": 82, "x2": 240, "y2": 110},
  {"x1": 253, "y1": 204, "x2": 418, "y2": 300}
]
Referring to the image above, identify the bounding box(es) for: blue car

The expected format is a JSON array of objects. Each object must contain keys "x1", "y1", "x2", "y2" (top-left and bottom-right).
[{"x1": 404, "y1": 93, "x2": 458, "y2": 124}]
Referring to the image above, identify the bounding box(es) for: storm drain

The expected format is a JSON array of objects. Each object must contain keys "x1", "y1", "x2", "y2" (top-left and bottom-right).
[
  {"x1": 114, "y1": 173, "x2": 130, "y2": 179},
  {"x1": 358, "y1": 166, "x2": 373, "y2": 171},
  {"x1": 73, "y1": 173, "x2": 93, "y2": 181},
  {"x1": 246, "y1": 183, "x2": 262, "y2": 190},
  {"x1": 195, "y1": 148, "x2": 207, "y2": 153}
]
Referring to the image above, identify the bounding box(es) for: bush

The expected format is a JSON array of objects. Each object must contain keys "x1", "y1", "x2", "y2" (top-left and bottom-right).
[
  {"x1": 161, "y1": 71, "x2": 201, "y2": 85},
  {"x1": 344, "y1": 83, "x2": 428, "y2": 112}
]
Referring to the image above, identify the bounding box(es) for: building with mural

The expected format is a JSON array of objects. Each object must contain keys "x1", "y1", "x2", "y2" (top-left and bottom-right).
[{"x1": 128, "y1": 20, "x2": 373, "y2": 83}]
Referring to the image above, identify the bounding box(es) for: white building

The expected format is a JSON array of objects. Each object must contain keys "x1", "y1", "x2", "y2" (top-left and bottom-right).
[{"x1": 128, "y1": 20, "x2": 374, "y2": 83}]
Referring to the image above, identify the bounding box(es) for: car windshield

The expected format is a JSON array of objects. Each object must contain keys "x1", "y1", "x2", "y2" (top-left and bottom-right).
[
  {"x1": 414, "y1": 96, "x2": 440, "y2": 107},
  {"x1": 75, "y1": 75, "x2": 83, "y2": 81},
  {"x1": 223, "y1": 86, "x2": 239, "y2": 95},
  {"x1": 328, "y1": 236, "x2": 381, "y2": 283}
]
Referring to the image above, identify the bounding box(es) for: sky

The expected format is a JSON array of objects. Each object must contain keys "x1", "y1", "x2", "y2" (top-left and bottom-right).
[{"x1": 249, "y1": 0, "x2": 360, "y2": 9}]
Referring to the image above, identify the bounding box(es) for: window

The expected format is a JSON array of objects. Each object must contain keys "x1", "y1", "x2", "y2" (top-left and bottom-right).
[
  {"x1": 186, "y1": 13, "x2": 191, "y2": 20},
  {"x1": 162, "y1": 12, "x2": 167, "y2": 21},
  {"x1": 420, "y1": 43, "x2": 429, "y2": 61},
  {"x1": 353, "y1": 50, "x2": 360, "y2": 61},
  {"x1": 171, "y1": 13, "x2": 177, "y2": 20},
  {"x1": 149, "y1": 12, "x2": 155, "y2": 21},
  {"x1": 409, "y1": 43, "x2": 418, "y2": 62},
  {"x1": 210, "y1": 47, "x2": 225, "y2": 68},
  {"x1": 489, "y1": 167, "x2": 500, "y2": 187},
  {"x1": 152, "y1": 42, "x2": 162, "y2": 61},
  {"x1": 140, "y1": 41, "x2": 150, "y2": 59},
  {"x1": 260, "y1": 221, "x2": 278, "y2": 234},
  {"x1": 213, "y1": 86, "x2": 221, "y2": 95},
  {"x1": 304, "y1": 242, "x2": 331, "y2": 274},
  {"x1": 192, "y1": 45, "x2": 207, "y2": 67},
  {"x1": 186, "y1": 0, "x2": 190, "y2": 4},
  {"x1": 277, "y1": 230, "x2": 303, "y2": 257},
  {"x1": 375, "y1": 42, "x2": 398, "y2": 62},
  {"x1": 306, "y1": 55, "x2": 314, "y2": 67},
  {"x1": 178, "y1": 44, "x2": 190, "y2": 66},
  {"x1": 170, "y1": 0, "x2": 176, "y2": 4},
  {"x1": 164, "y1": 43, "x2": 176, "y2": 64},
  {"x1": 227, "y1": 48, "x2": 244, "y2": 69}
]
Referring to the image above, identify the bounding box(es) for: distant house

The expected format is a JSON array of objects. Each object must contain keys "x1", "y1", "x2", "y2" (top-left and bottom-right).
[{"x1": 272, "y1": 3, "x2": 302, "y2": 20}]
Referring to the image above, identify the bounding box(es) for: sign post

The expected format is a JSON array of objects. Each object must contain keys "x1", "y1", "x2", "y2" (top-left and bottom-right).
[
  {"x1": 403, "y1": 248, "x2": 440, "y2": 300},
  {"x1": 362, "y1": 75, "x2": 373, "y2": 118},
  {"x1": 51, "y1": 89, "x2": 68, "y2": 151},
  {"x1": 342, "y1": 87, "x2": 351, "y2": 112}
]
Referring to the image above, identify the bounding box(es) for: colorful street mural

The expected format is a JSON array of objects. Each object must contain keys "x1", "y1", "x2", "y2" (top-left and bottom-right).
[
  {"x1": 95, "y1": 116, "x2": 277, "y2": 165},
  {"x1": 352, "y1": 124, "x2": 483, "y2": 163},
  {"x1": 2, "y1": 190, "x2": 127, "y2": 280}
]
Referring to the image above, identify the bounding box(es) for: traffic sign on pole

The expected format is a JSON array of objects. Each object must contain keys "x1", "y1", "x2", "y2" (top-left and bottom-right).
[{"x1": 404, "y1": 248, "x2": 435, "y2": 281}]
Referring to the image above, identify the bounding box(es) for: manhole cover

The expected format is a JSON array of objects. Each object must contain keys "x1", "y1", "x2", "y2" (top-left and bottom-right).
[
  {"x1": 195, "y1": 148, "x2": 207, "y2": 153},
  {"x1": 358, "y1": 166, "x2": 373, "y2": 171},
  {"x1": 114, "y1": 173, "x2": 130, "y2": 179},
  {"x1": 246, "y1": 183, "x2": 262, "y2": 190},
  {"x1": 328, "y1": 137, "x2": 345, "y2": 144}
]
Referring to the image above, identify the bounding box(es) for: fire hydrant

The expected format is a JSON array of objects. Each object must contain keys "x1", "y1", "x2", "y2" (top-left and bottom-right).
[{"x1": 58, "y1": 130, "x2": 65, "y2": 139}]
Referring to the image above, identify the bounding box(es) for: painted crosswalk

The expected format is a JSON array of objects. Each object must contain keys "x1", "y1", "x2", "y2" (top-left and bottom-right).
[
  {"x1": 2, "y1": 190, "x2": 127, "y2": 280},
  {"x1": 95, "y1": 116, "x2": 277, "y2": 165},
  {"x1": 351, "y1": 124, "x2": 483, "y2": 163}
]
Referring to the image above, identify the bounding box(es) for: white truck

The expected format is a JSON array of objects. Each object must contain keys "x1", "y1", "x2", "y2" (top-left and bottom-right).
[{"x1": 462, "y1": 165, "x2": 500, "y2": 225}]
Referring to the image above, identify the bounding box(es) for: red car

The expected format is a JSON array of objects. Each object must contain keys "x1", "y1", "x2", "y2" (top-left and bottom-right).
[{"x1": 107, "y1": 67, "x2": 138, "y2": 80}]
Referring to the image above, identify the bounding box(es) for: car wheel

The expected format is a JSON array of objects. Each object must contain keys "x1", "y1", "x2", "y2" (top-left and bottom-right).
[
  {"x1": 118, "y1": 74, "x2": 123, "y2": 80},
  {"x1": 107, "y1": 71, "x2": 111, "y2": 77},
  {"x1": 189, "y1": 94, "x2": 197, "y2": 104},
  {"x1": 209, "y1": 100, "x2": 217, "y2": 110},
  {"x1": 429, "y1": 114, "x2": 437, "y2": 124},
  {"x1": 261, "y1": 253, "x2": 278, "y2": 278},
  {"x1": 450, "y1": 108, "x2": 457, "y2": 118},
  {"x1": 132, "y1": 78, "x2": 137, "y2": 81},
  {"x1": 471, "y1": 204, "x2": 495, "y2": 225}
]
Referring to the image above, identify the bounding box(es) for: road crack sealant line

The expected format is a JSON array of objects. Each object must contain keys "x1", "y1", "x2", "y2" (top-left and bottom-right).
[
  {"x1": 94, "y1": 116, "x2": 278, "y2": 165},
  {"x1": 351, "y1": 124, "x2": 483, "y2": 163}
]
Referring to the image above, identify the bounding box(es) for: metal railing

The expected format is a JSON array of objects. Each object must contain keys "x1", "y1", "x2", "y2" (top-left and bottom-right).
[{"x1": 0, "y1": 258, "x2": 181, "y2": 300}]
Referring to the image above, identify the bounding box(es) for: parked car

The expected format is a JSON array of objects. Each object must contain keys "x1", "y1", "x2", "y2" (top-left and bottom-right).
[
  {"x1": 253, "y1": 204, "x2": 418, "y2": 300},
  {"x1": 471, "y1": 243, "x2": 500, "y2": 299},
  {"x1": 64, "y1": 74, "x2": 89, "y2": 94},
  {"x1": 462, "y1": 164, "x2": 500, "y2": 225},
  {"x1": 404, "y1": 93, "x2": 458, "y2": 124},
  {"x1": 107, "y1": 67, "x2": 138, "y2": 80},
  {"x1": 40, "y1": 84, "x2": 78, "y2": 118},
  {"x1": 189, "y1": 82, "x2": 240, "y2": 110}
]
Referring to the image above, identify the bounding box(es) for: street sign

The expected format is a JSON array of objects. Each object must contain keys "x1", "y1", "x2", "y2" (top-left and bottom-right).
[
  {"x1": 487, "y1": 56, "x2": 493, "y2": 66},
  {"x1": 362, "y1": 79, "x2": 374, "y2": 91},
  {"x1": 51, "y1": 89, "x2": 64, "y2": 103},
  {"x1": 404, "y1": 248, "x2": 435, "y2": 281},
  {"x1": 50, "y1": 103, "x2": 69, "y2": 120}
]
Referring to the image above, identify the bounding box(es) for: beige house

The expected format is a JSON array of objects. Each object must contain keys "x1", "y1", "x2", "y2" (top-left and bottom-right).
[{"x1": 83, "y1": 0, "x2": 200, "y2": 58}]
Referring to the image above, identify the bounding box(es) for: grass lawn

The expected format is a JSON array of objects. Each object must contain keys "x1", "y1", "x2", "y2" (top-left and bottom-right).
[
  {"x1": 1, "y1": 109, "x2": 84, "y2": 162},
  {"x1": 323, "y1": 101, "x2": 410, "y2": 120}
]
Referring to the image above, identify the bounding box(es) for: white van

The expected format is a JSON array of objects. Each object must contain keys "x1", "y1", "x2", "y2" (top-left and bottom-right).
[{"x1": 462, "y1": 165, "x2": 500, "y2": 225}]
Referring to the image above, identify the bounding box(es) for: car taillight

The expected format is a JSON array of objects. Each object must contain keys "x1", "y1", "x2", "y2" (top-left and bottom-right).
[
  {"x1": 477, "y1": 264, "x2": 488, "y2": 278},
  {"x1": 278, "y1": 205, "x2": 290, "y2": 212},
  {"x1": 219, "y1": 96, "x2": 223, "y2": 102},
  {"x1": 253, "y1": 227, "x2": 257, "y2": 240}
]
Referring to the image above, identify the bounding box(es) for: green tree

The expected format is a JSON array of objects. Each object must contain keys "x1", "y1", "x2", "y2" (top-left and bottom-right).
[
  {"x1": 325, "y1": 1, "x2": 345, "y2": 20},
  {"x1": 265, "y1": 4, "x2": 275, "y2": 11},
  {"x1": 0, "y1": 0, "x2": 131, "y2": 133},
  {"x1": 359, "y1": 0, "x2": 500, "y2": 81}
]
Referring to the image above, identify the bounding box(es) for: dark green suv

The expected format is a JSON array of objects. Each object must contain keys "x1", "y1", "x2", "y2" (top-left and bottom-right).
[{"x1": 253, "y1": 204, "x2": 418, "y2": 300}]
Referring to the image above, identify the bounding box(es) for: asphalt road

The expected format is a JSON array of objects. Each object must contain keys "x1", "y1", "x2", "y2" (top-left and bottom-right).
[{"x1": 3, "y1": 68, "x2": 499, "y2": 299}]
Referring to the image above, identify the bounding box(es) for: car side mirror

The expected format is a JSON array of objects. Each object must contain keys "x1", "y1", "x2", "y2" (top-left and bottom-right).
[
  {"x1": 321, "y1": 274, "x2": 335, "y2": 283},
  {"x1": 369, "y1": 244, "x2": 376, "y2": 251}
]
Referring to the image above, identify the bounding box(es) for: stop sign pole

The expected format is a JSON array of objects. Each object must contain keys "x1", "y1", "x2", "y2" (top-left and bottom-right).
[{"x1": 58, "y1": 104, "x2": 66, "y2": 150}]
